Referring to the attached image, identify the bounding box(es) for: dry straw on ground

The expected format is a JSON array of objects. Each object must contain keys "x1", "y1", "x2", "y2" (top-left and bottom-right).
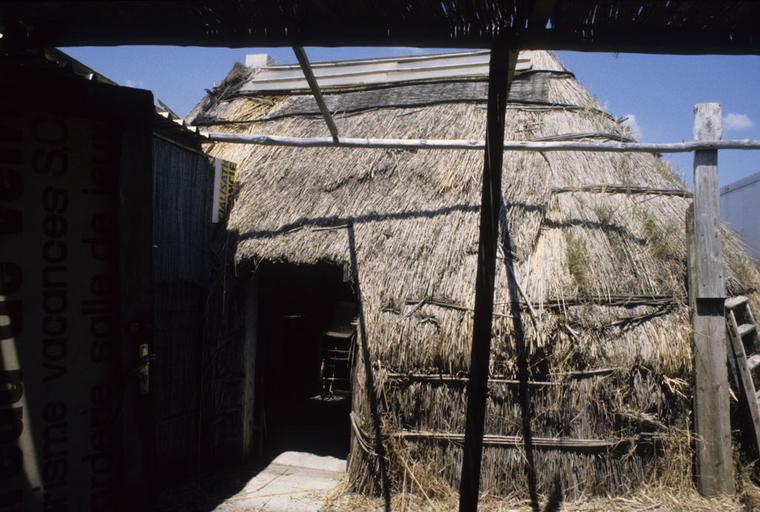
[
  {"x1": 323, "y1": 460, "x2": 753, "y2": 512},
  {"x1": 324, "y1": 487, "x2": 744, "y2": 512},
  {"x1": 190, "y1": 50, "x2": 760, "y2": 500}
]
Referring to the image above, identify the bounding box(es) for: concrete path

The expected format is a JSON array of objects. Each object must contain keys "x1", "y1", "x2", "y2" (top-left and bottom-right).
[{"x1": 213, "y1": 451, "x2": 346, "y2": 511}]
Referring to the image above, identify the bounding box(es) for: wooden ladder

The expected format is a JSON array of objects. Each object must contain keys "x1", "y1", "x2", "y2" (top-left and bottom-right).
[{"x1": 726, "y1": 295, "x2": 760, "y2": 456}]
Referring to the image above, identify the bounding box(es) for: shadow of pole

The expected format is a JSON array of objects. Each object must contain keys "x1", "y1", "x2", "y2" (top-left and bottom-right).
[
  {"x1": 498, "y1": 195, "x2": 540, "y2": 511},
  {"x1": 498, "y1": 195, "x2": 563, "y2": 512},
  {"x1": 347, "y1": 222, "x2": 392, "y2": 512}
]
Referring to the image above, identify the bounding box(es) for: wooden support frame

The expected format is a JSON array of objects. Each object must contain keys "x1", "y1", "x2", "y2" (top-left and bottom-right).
[
  {"x1": 201, "y1": 131, "x2": 760, "y2": 153},
  {"x1": 293, "y1": 46, "x2": 340, "y2": 142},
  {"x1": 458, "y1": 44, "x2": 517, "y2": 512},
  {"x1": 346, "y1": 223, "x2": 391, "y2": 510},
  {"x1": 689, "y1": 103, "x2": 734, "y2": 496},
  {"x1": 552, "y1": 185, "x2": 692, "y2": 197}
]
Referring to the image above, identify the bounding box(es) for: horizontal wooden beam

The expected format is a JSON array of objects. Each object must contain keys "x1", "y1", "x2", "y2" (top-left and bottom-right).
[
  {"x1": 384, "y1": 368, "x2": 617, "y2": 386},
  {"x1": 552, "y1": 185, "x2": 692, "y2": 197},
  {"x1": 394, "y1": 430, "x2": 655, "y2": 451},
  {"x1": 351, "y1": 418, "x2": 666, "y2": 453},
  {"x1": 398, "y1": 294, "x2": 676, "y2": 313},
  {"x1": 201, "y1": 131, "x2": 760, "y2": 153},
  {"x1": 389, "y1": 374, "x2": 561, "y2": 386}
]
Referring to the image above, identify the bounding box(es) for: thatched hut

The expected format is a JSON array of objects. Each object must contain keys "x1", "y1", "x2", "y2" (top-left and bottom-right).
[{"x1": 188, "y1": 50, "x2": 760, "y2": 499}]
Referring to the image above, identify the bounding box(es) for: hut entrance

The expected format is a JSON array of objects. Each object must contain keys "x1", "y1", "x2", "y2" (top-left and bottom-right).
[{"x1": 252, "y1": 262, "x2": 357, "y2": 460}]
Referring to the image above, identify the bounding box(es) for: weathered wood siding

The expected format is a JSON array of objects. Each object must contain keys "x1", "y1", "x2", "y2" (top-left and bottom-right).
[
  {"x1": 152, "y1": 138, "x2": 214, "y2": 285},
  {"x1": 150, "y1": 136, "x2": 214, "y2": 488}
]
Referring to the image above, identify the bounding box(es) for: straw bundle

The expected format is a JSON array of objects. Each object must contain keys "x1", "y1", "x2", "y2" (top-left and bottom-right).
[{"x1": 189, "y1": 50, "x2": 760, "y2": 499}]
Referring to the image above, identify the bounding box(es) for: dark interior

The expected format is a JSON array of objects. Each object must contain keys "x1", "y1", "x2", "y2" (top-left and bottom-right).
[{"x1": 254, "y1": 262, "x2": 356, "y2": 461}]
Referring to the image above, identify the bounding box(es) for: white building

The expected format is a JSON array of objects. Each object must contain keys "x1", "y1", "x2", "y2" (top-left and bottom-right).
[{"x1": 721, "y1": 170, "x2": 760, "y2": 262}]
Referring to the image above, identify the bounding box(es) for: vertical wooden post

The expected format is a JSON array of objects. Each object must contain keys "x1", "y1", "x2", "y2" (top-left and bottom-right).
[
  {"x1": 120, "y1": 103, "x2": 156, "y2": 507},
  {"x1": 458, "y1": 45, "x2": 515, "y2": 512},
  {"x1": 347, "y1": 223, "x2": 391, "y2": 511},
  {"x1": 691, "y1": 102, "x2": 734, "y2": 496}
]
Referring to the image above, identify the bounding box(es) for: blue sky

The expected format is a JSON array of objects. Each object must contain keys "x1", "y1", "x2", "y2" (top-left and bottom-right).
[{"x1": 62, "y1": 46, "x2": 760, "y2": 187}]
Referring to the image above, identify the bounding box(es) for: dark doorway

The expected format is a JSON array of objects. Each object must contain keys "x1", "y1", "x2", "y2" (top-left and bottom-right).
[{"x1": 254, "y1": 262, "x2": 356, "y2": 461}]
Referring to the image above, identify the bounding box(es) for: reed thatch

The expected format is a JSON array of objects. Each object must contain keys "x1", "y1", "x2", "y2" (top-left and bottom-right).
[{"x1": 189, "y1": 50, "x2": 760, "y2": 499}]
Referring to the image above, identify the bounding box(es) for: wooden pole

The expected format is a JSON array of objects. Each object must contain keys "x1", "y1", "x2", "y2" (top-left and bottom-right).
[
  {"x1": 690, "y1": 103, "x2": 734, "y2": 496},
  {"x1": 119, "y1": 98, "x2": 156, "y2": 508},
  {"x1": 201, "y1": 131, "x2": 760, "y2": 153},
  {"x1": 293, "y1": 46, "x2": 340, "y2": 142},
  {"x1": 551, "y1": 185, "x2": 692, "y2": 197},
  {"x1": 347, "y1": 223, "x2": 391, "y2": 511},
  {"x1": 458, "y1": 44, "x2": 515, "y2": 512}
]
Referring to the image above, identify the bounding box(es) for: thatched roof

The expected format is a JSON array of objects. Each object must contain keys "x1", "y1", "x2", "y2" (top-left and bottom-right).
[
  {"x1": 191, "y1": 50, "x2": 760, "y2": 498},
  {"x1": 7, "y1": 2, "x2": 760, "y2": 54}
]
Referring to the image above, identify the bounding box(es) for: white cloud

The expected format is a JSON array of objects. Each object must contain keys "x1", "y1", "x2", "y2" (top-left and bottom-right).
[
  {"x1": 620, "y1": 114, "x2": 642, "y2": 140},
  {"x1": 724, "y1": 112, "x2": 754, "y2": 131},
  {"x1": 124, "y1": 79, "x2": 145, "y2": 88}
]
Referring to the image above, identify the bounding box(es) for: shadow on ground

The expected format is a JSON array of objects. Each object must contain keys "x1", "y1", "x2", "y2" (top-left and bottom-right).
[{"x1": 153, "y1": 395, "x2": 350, "y2": 511}]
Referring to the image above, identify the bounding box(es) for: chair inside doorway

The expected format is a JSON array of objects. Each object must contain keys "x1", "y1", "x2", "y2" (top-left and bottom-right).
[{"x1": 319, "y1": 301, "x2": 357, "y2": 399}]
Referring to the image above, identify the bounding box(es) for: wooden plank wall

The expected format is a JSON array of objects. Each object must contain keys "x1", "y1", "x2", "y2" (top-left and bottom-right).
[{"x1": 150, "y1": 136, "x2": 215, "y2": 489}]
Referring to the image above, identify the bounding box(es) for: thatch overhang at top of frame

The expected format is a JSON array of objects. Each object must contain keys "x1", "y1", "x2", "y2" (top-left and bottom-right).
[
  {"x1": 190, "y1": 50, "x2": 760, "y2": 497},
  {"x1": 4, "y1": 1, "x2": 760, "y2": 54}
]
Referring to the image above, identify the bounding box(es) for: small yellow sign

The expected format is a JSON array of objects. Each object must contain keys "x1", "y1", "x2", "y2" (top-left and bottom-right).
[{"x1": 210, "y1": 158, "x2": 237, "y2": 223}]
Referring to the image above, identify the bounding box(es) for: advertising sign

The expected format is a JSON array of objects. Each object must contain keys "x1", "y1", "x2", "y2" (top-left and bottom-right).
[
  {"x1": 210, "y1": 158, "x2": 236, "y2": 223},
  {"x1": 0, "y1": 75, "x2": 153, "y2": 511}
]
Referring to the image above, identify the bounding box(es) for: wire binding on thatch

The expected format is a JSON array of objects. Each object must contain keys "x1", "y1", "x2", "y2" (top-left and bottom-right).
[
  {"x1": 552, "y1": 185, "x2": 693, "y2": 197},
  {"x1": 384, "y1": 367, "x2": 619, "y2": 387}
]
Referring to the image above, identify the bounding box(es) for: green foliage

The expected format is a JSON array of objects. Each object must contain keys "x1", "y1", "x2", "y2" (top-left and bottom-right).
[
  {"x1": 642, "y1": 214, "x2": 678, "y2": 263},
  {"x1": 593, "y1": 204, "x2": 615, "y2": 229},
  {"x1": 731, "y1": 253, "x2": 757, "y2": 291},
  {"x1": 653, "y1": 157, "x2": 683, "y2": 187},
  {"x1": 565, "y1": 232, "x2": 590, "y2": 294}
]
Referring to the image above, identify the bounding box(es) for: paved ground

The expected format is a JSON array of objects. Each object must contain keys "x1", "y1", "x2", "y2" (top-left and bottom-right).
[
  {"x1": 154, "y1": 394, "x2": 351, "y2": 511},
  {"x1": 212, "y1": 451, "x2": 346, "y2": 512}
]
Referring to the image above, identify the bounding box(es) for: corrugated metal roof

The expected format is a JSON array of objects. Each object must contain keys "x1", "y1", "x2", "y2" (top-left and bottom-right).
[
  {"x1": 720, "y1": 170, "x2": 760, "y2": 195},
  {"x1": 241, "y1": 51, "x2": 532, "y2": 93}
]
